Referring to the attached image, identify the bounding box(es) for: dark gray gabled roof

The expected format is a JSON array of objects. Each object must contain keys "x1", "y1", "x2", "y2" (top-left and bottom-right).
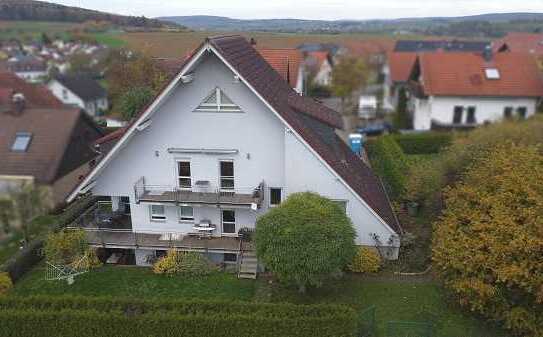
[{"x1": 54, "y1": 75, "x2": 107, "y2": 101}]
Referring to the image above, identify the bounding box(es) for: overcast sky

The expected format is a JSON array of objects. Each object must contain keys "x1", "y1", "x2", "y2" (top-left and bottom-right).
[{"x1": 48, "y1": 0, "x2": 543, "y2": 20}]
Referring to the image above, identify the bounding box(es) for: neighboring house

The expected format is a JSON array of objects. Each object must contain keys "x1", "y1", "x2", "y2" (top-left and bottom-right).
[
  {"x1": 494, "y1": 32, "x2": 543, "y2": 54},
  {"x1": 48, "y1": 75, "x2": 108, "y2": 118},
  {"x1": 0, "y1": 92, "x2": 103, "y2": 205},
  {"x1": 5, "y1": 55, "x2": 47, "y2": 83},
  {"x1": 383, "y1": 39, "x2": 491, "y2": 111},
  {"x1": 67, "y1": 36, "x2": 401, "y2": 276},
  {"x1": 257, "y1": 48, "x2": 306, "y2": 94},
  {"x1": 0, "y1": 71, "x2": 63, "y2": 108},
  {"x1": 305, "y1": 51, "x2": 334, "y2": 86},
  {"x1": 407, "y1": 51, "x2": 543, "y2": 130}
]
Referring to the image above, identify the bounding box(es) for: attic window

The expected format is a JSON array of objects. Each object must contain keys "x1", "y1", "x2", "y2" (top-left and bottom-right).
[
  {"x1": 485, "y1": 68, "x2": 500, "y2": 80},
  {"x1": 195, "y1": 88, "x2": 242, "y2": 112},
  {"x1": 11, "y1": 132, "x2": 32, "y2": 152}
]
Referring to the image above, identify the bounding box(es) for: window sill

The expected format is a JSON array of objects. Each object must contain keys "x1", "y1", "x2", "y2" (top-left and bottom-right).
[
  {"x1": 179, "y1": 220, "x2": 195, "y2": 224},
  {"x1": 150, "y1": 218, "x2": 167, "y2": 223}
]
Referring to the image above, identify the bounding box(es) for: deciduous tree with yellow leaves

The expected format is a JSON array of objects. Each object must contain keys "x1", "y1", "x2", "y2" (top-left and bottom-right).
[{"x1": 433, "y1": 143, "x2": 543, "y2": 337}]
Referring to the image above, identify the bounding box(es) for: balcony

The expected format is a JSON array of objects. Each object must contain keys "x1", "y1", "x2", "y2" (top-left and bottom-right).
[
  {"x1": 68, "y1": 200, "x2": 132, "y2": 231},
  {"x1": 133, "y1": 177, "x2": 265, "y2": 208}
]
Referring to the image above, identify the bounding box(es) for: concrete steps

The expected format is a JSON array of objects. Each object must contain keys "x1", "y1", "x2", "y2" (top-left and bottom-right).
[{"x1": 238, "y1": 251, "x2": 257, "y2": 279}]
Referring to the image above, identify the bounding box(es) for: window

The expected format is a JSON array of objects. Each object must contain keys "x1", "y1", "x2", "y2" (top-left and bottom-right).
[
  {"x1": 517, "y1": 107, "x2": 527, "y2": 120},
  {"x1": 178, "y1": 206, "x2": 194, "y2": 222},
  {"x1": 195, "y1": 88, "x2": 242, "y2": 112},
  {"x1": 155, "y1": 250, "x2": 167, "y2": 259},
  {"x1": 453, "y1": 106, "x2": 463, "y2": 124},
  {"x1": 150, "y1": 205, "x2": 166, "y2": 221},
  {"x1": 222, "y1": 210, "x2": 236, "y2": 234},
  {"x1": 11, "y1": 132, "x2": 32, "y2": 152},
  {"x1": 466, "y1": 106, "x2": 477, "y2": 124},
  {"x1": 333, "y1": 200, "x2": 348, "y2": 214},
  {"x1": 485, "y1": 68, "x2": 500, "y2": 79},
  {"x1": 269, "y1": 188, "x2": 282, "y2": 207},
  {"x1": 177, "y1": 161, "x2": 191, "y2": 188},
  {"x1": 504, "y1": 107, "x2": 513, "y2": 119},
  {"x1": 224, "y1": 253, "x2": 237, "y2": 263},
  {"x1": 219, "y1": 161, "x2": 234, "y2": 191}
]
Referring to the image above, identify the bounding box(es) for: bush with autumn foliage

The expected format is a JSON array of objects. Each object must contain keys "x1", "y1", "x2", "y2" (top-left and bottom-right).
[{"x1": 433, "y1": 144, "x2": 543, "y2": 337}]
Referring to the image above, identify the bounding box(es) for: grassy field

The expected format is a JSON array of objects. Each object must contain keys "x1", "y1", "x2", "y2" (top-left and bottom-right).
[
  {"x1": 91, "y1": 33, "x2": 126, "y2": 48},
  {"x1": 9, "y1": 265, "x2": 507, "y2": 337},
  {"x1": 0, "y1": 20, "x2": 77, "y2": 40}
]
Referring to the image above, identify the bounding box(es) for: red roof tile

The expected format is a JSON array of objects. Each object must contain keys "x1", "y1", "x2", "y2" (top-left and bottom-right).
[
  {"x1": 257, "y1": 48, "x2": 303, "y2": 88},
  {"x1": 0, "y1": 71, "x2": 62, "y2": 108},
  {"x1": 388, "y1": 52, "x2": 417, "y2": 83},
  {"x1": 417, "y1": 52, "x2": 543, "y2": 97},
  {"x1": 495, "y1": 33, "x2": 543, "y2": 54}
]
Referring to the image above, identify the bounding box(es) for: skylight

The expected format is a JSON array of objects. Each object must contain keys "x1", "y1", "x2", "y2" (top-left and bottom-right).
[
  {"x1": 11, "y1": 132, "x2": 32, "y2": 152},
  {"x1": 195, "y1": 88, "x2": 242, "y2": 112},
  {"x1": 485, "y1": 68, "x2": 500, "y2": 80}
]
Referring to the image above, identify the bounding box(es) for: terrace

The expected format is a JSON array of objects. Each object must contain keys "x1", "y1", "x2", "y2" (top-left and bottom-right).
[{"x1": 133, "y1": 177, "x2": 265, "y2": 208}]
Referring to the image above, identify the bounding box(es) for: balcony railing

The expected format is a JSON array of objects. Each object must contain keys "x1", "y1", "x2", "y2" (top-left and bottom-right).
[
  {"x1": 67, "y1": 200, "x2": 132, "y2": 231},
  {"x1": 134, "y1": 177, "x2": 265, "y2": 207}
]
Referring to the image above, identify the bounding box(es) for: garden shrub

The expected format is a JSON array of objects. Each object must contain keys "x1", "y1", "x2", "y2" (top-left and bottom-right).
[
  {"x1": 348, "y1": 247, "x2": 381, "y2": 273},
  {"x1": 392, "y1": 132, "x2": 452, "y2": 155},
  {"x1": 0, "y1": 296, "x2": 358, "y2": 337},
  {"x1": 433, "y1": 144, "x2": 543, "y2": 337},
  {"x1": 366, "y1": 135, "x2": 408, "y2": 199},
  {"x1": 0, "y1": 272, "x2": 12, "y2": 295},
  {"x1": 44, "y1": 229, "x2": 87, "y2": 265},
  {"x1": 153, "y1": 250, "x2": 215, "y2": 276},
  {"x1": 256, "y1": 192, "x2": 356, "y2": 293}
]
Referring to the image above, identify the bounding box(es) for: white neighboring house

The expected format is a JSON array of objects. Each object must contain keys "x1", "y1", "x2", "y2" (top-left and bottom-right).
[
  {"x1": 67, "y1": 36, "x2": 401, "y2": 276},
  {"x1": 408, "y1": 51, "x2": 543, "y2": 130},
  {"x1": 48, "y1": 75, "x2": 108, "y2": 118},
  {"x1": 306, "y1": 51, "x2": 333, "y2": 87}
]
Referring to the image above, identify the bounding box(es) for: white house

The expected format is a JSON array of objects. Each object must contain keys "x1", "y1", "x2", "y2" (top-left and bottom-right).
[
  {"x1": 408, "y1": 51, "x2": 543, "y2": 130},
  {"x1": 67, "y1": 36, "x2": 401, "y2": 277},
  {"x1": 6, "y1": 55, "x2": 47, "y2": 83},
  {"x1": 48, "y1": 75, "x2": 108, "y2": 118},
  {"x1": 305, "y1": 51, "x2": 333, "y2": 87}
]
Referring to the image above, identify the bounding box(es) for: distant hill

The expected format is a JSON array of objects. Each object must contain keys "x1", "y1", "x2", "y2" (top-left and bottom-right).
[
  {"x1": 160, "y1": 13, "x2": 543, "y2": 37},
  {"x1": 0, "y1": 0, "x2": 184, "y2": 29}
]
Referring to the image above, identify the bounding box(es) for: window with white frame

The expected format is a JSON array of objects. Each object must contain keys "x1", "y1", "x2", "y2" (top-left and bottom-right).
[
  {"x1": 222, "y1": 209, "x2": 236, "y2": 234},
  {"x1": 149, "y1": 205, "x2": 166, "y2": 221},
  {"x1": 195, "y1": 88, "x2": 242, "y2": 112},
  {"x1": 269, "y1": 188, "x2": 282, "y2": 207},
  {"x1": 219, "y1": 160, "x2": 234, "y2": 191},
  {"x1": 178, "y1": 205, "x2": 194, "y2": 222},
  {"x1": 177, "y1": 161, "x2": 191, "y2": 189}
]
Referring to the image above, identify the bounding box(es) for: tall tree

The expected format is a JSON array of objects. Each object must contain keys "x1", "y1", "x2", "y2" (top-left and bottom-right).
[
  {"x1": 331, "y1": 56, "x2": 368, "y2": 115},
  {"x1": 7, "y1": 183, "x2": 51, "y2": 244}
]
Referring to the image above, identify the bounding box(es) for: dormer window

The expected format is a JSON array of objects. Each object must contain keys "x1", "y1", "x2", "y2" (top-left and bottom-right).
[
  {"x1": 11, "y1": 132, "x2": 32, "y2": 152},
  {"x1": 485, "y1": 68, "x2": 500, "y2": 80},
  {"x1": 195, "y1": 88, "x2": 242, "y2": 112}
]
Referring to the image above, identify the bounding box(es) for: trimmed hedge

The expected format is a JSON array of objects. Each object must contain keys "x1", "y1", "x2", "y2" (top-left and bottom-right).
[
  {"x1": 0, "y1": 296, "x2": 358, "y2": 337},
  {"x1": 392, "y1": 132, "x2": 452, "y2": 155}
]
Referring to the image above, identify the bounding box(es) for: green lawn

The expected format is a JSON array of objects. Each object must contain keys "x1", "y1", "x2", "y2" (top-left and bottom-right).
[
  {"x1": 9, "y1": 265, "x2": 507, "y2": 337},
  {"x1": 91, "y1": 33, "x2": 126, "y2": 48},
  {"x1": 11, "y1": 265, "x2": 256, "y2": 301}
]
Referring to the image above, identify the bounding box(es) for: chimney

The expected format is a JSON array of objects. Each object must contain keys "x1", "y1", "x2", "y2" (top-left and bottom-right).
[
  {"x1": 483, "y1": 45, "x2": 493, "y2": 62},
  {"x1": 11, "y1": 93, "x2": 26, "y2": 115},
  {"x1": 250, "y1": 38, "x2": 257, "y2": 46}
]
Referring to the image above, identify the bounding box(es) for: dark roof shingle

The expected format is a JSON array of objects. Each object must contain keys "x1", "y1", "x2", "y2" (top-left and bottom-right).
[{"x1": 54, "y1": 75, "x2": 107, "y2": 101}]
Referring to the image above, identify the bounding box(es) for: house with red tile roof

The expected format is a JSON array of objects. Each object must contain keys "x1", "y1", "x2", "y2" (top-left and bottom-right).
[
  {"x1": 407, "y1": 51, "x2": 543, "y2": 130},
  {"x1": 382, "y1": 52, "x2": 418, "y2": 110},
  {"x1": 305, "y1": 50, "x2": 333, "y2": 86},
  {"x1": 67, "y1": 36, "x2": 401, "y2": 274},
  {"x1": 257, "y1": 48, "x2": 306, "y2": 94},
  {"x1": 494, "y1": 33, "x2": 543, "y2": 55}
]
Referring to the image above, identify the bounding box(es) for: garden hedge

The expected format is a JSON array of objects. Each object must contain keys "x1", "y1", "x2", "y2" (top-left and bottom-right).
[
  {"x1": 391, "y1": 132, "x2": 452, "y2": 155},
  {"x1": 0, "y1": 296, "x2": 358, "y2": 337}
]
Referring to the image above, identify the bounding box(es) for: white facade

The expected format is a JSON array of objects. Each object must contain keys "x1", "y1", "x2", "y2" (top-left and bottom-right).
[
  {"x1": 313, "y1": 59, "x2": 333, "y2": 87},
  {"x1": 47, "y1": 80, "x2": 108, "y2": 117},
  {"x1": 15, "y1": 70, "x2": 47, "y2": 83},
  {"x1": 411, "y1": 95, "x2": 538, "y2": 130},
  {"x1": 75, "y1": 48, "x2": 399, "y2": 266}
]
